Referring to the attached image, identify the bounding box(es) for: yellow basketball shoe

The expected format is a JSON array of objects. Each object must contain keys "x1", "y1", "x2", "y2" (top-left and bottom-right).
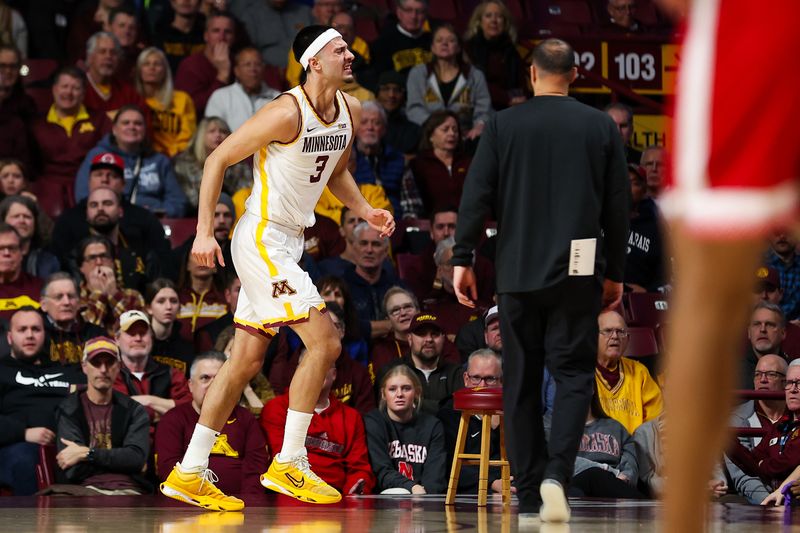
[
  {"x1": 260, "y1": 454, "x2": 342, "y2": 504},
  {"x1": 160, "y1": 463, "x2": 245, "y2": 511}
]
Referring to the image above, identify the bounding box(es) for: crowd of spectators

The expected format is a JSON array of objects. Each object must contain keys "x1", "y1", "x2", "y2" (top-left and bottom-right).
[{"x1": 2, "y1": 0, "x2": 797, "y2": 508}]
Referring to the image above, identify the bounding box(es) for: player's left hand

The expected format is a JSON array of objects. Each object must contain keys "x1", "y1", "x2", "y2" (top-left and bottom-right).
[{"x1": 364, "y1": 208, "x2": 395, "y2": 238}]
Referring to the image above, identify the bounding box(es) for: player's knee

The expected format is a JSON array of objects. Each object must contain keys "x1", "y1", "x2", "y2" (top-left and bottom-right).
[{"x1": 320, "y1": 335, "x2": 341, "y2": 362}]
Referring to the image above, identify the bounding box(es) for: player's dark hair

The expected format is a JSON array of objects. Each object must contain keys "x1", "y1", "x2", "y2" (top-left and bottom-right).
[
  {"x1": 531, "y1": 38, "x2": 575, "y2": 76},
  {"x1": 292, "y1": 25, "x2": 333, "y2": 64}
]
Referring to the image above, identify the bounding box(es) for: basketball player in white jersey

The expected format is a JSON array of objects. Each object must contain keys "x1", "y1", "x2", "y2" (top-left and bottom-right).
[{"x1": 159, "y1": 26, "x2": 395, "y2": 510}]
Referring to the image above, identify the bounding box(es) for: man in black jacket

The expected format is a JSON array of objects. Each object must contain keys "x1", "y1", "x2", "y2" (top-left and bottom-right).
[
  {"x1": 452, "y1": 39, "x2": 629, "y2": 522},
  {"x1": 0, "y1": 307, "x2": 83, "y2": 494},
  {"x1": 55, "y1": 336, "x2": 150, "y2": 493}
]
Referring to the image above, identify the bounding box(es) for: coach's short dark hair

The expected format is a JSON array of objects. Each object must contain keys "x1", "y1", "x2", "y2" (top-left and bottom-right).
[
  {"x1": 532, "y1": 38, "x2": 575, "y2": 76},
  {"x1": 293, "y1": 25, "x2": 333, "y2": 64}
]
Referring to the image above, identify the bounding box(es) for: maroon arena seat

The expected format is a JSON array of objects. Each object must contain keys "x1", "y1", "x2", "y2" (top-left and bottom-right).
[
  {"x1": 626, "y1": 292, "x2": 669, "y2": 328},
  {"x1": 162, "y1": 218, "x2": 198, "y2": 248}
]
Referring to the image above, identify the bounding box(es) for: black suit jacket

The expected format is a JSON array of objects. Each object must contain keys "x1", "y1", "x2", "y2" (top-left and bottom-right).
[{"x1": 453, "y1": 96, "x2": 629, "y2": 292}]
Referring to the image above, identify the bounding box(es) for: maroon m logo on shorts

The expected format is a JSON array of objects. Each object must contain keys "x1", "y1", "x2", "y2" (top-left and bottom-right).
[{"x1": 271, "y1": 279, "x2": 297, "y2": 298}]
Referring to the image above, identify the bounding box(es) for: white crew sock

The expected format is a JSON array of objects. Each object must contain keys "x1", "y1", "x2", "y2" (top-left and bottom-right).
[
  {"x1": 276, "y1": 409, "x2": 313, "y2": 462},
  {"x1": 179, "y1": 424, "x2": 219, "y2": 473}
]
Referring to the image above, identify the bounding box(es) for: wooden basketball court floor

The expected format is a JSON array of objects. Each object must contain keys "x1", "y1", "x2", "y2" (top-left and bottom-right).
[{"x1": 0, "y1": 494, "x2": 793, "y2": 532}]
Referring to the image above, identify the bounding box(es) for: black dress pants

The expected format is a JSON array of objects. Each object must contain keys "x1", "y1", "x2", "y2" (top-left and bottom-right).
[{"x1": 498, "y1": 277, "x2": 602, "y2": 512}]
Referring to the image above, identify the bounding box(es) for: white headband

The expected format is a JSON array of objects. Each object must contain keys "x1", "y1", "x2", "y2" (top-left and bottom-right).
[{"x1": 299, "y1": 28, "x2": 342, "y2": 69}]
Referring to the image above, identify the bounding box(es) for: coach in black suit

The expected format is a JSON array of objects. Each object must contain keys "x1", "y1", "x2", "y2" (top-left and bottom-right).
[{"x1": 451, "y1": 39, "x2": 629, "y2": 521}]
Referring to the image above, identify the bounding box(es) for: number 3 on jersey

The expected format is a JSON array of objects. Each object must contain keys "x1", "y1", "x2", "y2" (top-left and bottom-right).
[{"x1": 309, "y1": 155, "x2": 329, "y2": 183}]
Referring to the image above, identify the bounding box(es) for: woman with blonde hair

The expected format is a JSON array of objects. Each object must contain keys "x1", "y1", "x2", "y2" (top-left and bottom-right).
[
  {"x1": 363, "y1": 364, "x2": 448, "y2": 494},
  {"x1": 463, "y1": 0, "x2": 528, "y2": 110},
  {"x1": 135, "y1": 46, "x2": 196, "y2": 157},
  {"x1": 173, "y1": 116, "x2": 251, "y2": 213}
]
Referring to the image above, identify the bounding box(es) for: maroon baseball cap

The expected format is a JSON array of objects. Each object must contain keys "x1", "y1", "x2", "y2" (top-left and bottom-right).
[
  {"x1": 408, "y1": 313, "x2": 445, "y2": 334},
  {"x1": 755, "y1": 266, "x2": 781, "y2": 290},
  {"x1": 82, "y1": 336, "x2": 121, "y2": 363},
  {"x1": 90, "y1": 152, "x2": 125, "y2": 175}
]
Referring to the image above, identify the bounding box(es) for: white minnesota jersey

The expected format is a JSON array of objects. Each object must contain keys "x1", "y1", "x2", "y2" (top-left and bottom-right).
[{"x1": 244, "y1": 85, "x2": 353, "y2": 229}]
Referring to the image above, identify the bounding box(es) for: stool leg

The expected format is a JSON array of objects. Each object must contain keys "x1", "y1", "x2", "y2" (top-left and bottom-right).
[
  {"x1": 446, "y1": 412, "x2": 470, "y2": 505},
  {"x1": 499, "y1": 417, "x2": 511, "y2": 506},
  {"x1": 478, "y1": 414, "x2": 492, "y2": 506}
]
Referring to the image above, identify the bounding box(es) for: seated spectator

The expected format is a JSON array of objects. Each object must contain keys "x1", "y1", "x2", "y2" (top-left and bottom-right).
[
  {"x1": 0, "y1": 45, "x2": 33, "y2": 165},
  {"x1": 318, "y1": 207, "x2": 393, "y2": 281},
  {"x1": 54, "y1": 336, "x2": 150, "y2": 494},
  {"x1": 76, "y1": 235, "x2": 146, "y2": 333},
  {"x1": 725, "y1": 354, "x2": 787, "y2": 504},
  {"x1": 230, "y1": 0, "x2": 310, "y2": 68},
  {"x1": 156, "y1": 351, "x2": 268, "y2": 495},
  {"x1": 378, "y1": 313, "x2": 463, "y2": 415},
  {"x1": 82, "y1": 32, "x2": 149, "y2": 121},
  {"x1": 146, "y1": 278, "x2": 195, "y2": 375},
  {"x1": 768, "y1": 231, "x2": 800, "y2": 322},
  {"x1": 0, "y1": 224, "x2": 43, "y2": 321},
  {"x1": 174, "y1": 117, "x2": 252, "y2": 213},
  {"x1": 406, "y1": 24, "x2": 492, "y2": 142},
  {"x1": 752, "y1": 267, "x2": 800, "y2": 358},
  {"x1": 30, "y1": 67, "x2": 111, "y2": 202},
  {"x1": 113, "y1": 309, "x2": 191, "y2": 421},
  {"x1": 453, "y1": 304, "x2": 511, "y2": 365},
  {"x1": 174, "y1": 11, "x2": 236, "y2": 116},
  {"x1": 343, "y1": 222, "x2": 400, "y2": 340},
  {"x1": 438, "y1": 349, "x2": 509, "y2": 495},
  {"x1": 0, "y1": 158, "x2": 31, "y2": 201},
  {"x1": 261, "y1": 349, "x2": 375, "y2": 496},
  {"x1": 463, "y1": 0, "x2": 528, "y2": 111},
  {"x1": 352, "y1": 101, "x2": 405, "y2": 217},
  {"x1": 624, "y1": 164, "x2": 665, "y2": 292},
  {"x1": 371, "y1": 0, "x2": 431, "y2": 79},
  {"x1": 66, "y1": 0, "x2": 124, "y2": 64},
  {"x1": 195, "y1": 271, "x2": 237, "y2": 353},
  {"x1": 0, "y1": 3, "x2": 26, "y2": 56},
  {"x1": 605, "y1": 103, "x2": 642, "y2": 164},
  {"x1": 77, "y1": 187, "x2": 159, "y2": 292},
  {"x1": 206, "y1": 46, "x2": 280, "y2": 132},
  {"x1": 0, "y1": 195, "x2": 60, "y2": 279},
  {"x1": 267, "y1": 303, "x2": 375, "y2": 415},
  {"x1": 602, "y1": 0, "x2": 644, "y2": 33},
  {"x1": 634, "y1": 411, "x2": 728, "y2": 500},
  {"x1": 364, "y1": 364, "x2": 447, "y2": 494},
  {"x1": 376, "y1": 71, "x2": 420, "y2": 157},
  {"x1": 595, "y1": 310, "x2": 663, "y2": 434},
  {"x1": 728, "y1": 359, "x2": 800, "y2": 498},
  {"x1": 408, "y1": 111, "x2": 472, "y2": 217},
  {"x1": 0, "y1": 308, "x2": 83, "y2": 495},
  {"x1": 154, "y1": 0, "x2": 205, "y2": 72},
  {"x1": 135, "y1": 47, "x2": 197, "y2": 157},
  {"x1": 51, "y1": 152, "x2": 171, "y2": 270},
  {"x1": 372, "y1": 287, "x2": 462, "y2": 378},
  {"x1": 560, "y1": 385, "x2": 644, "y2": 499},
  {"x1": 75, "y1": 104, "x2": 189, "y2": 217},
  {"x1": 176, "y1": 247, "x2": 228, "y2": 344},
  {"x1": 41, "y1": 272, "x2": 106, "y2": 365},
  {"x1": 422, "y1": 237, "x2": 485, "y2": 335},
  {"x1": 316, "y1": 279, "x2": 368, "y2": 360},
  {"x1": 741, "y1": 302, "x2": 795, "y2": 389},
  {"x1": 640, "y1": 146, "x2": 665, "y2": 199},
  {"x1": 103, "y1": 5, "x2": 146, "y2": 82}
]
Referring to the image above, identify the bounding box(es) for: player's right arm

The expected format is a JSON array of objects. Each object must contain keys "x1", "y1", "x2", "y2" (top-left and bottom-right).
[{"x1": 193, "y1": 94, "x2": 301, "y2": 267}]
